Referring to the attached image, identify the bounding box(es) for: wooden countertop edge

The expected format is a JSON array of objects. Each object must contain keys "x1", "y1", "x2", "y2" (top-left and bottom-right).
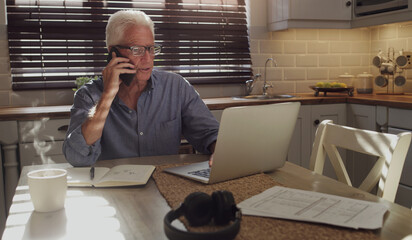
[{"x1": 2, "y1": 94, "x2": 412, "y2": 120}]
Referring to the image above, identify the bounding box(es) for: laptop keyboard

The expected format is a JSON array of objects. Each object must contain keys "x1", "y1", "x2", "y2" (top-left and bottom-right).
[{"x1": 188, "y1": 168, "x2": 211, "y2": 178}]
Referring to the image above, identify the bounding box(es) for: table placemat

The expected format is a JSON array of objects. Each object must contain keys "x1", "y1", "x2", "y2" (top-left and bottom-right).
[{"x1": 153, "y1": 163, "x2": 378, "y2": 240}]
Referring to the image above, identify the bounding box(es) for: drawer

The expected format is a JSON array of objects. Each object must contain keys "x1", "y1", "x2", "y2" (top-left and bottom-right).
[
  {"x1": 395, "y1": 184, "x2": 412, "y2": 209},
  {"x1": 19, "y1": 141, "x2": 67, "y2": 167},
  {"x1": 388, "y1": 108, "x2": 412, "y2": 130},
  {"x1": 18, "y1": 119, "x2": 70, "y2": 143}
]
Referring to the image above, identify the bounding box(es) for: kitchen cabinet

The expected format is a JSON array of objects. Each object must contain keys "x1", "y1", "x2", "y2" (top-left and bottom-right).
[
  {"x1": 387, "y1": 107, "x2": 412, "y2": 208},
  {"x1": 267, "y1": 0, "x2": 352, "y2": 31},
  {"x1": 0, "y1": 121, "x2": 19, "y2": 235},
  {"x1": 288, "y1": 105, "x2": 311, "y2": 168},
  {"x1": 18, "y1": 119, "x2": 70, "y2": 168},
  {"x1": 346, "y1": 104, "x2": 378, "y2": 188}
]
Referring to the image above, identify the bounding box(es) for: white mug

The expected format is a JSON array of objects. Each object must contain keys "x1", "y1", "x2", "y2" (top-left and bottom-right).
[{"x1": 27, "y1": 169, "x2": 67, "y2": 212}]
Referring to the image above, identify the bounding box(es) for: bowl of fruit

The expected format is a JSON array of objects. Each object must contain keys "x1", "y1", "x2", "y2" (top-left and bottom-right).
[{"x1": 310, "y1": 82, "x2": 354, "y2": 96}]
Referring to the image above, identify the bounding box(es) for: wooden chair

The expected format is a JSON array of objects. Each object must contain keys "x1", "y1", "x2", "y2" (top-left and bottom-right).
[{"x1": 309, "y1": 119, "x2": 411, "y2": 202}]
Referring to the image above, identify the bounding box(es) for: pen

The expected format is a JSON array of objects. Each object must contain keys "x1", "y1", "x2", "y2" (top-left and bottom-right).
[{"x1": 90, "y1": 165, "x2": 95, "y2": 180}]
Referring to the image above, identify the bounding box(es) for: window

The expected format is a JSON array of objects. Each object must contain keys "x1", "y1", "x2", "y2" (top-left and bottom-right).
[{"x1": 6, "y1": 0, "x2": 251, "y2": 90}]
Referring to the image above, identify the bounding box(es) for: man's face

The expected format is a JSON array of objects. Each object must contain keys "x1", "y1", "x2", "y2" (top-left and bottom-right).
[{"x1": 119, "y1": 25, "x2": 155, "y2": 83}]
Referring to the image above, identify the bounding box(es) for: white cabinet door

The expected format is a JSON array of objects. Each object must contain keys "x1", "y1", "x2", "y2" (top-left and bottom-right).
[
  {"x1": 346, "y1": 104, "x2": 377, "y2": 188},
  {"x1": 268, "y1": 0, "x2": 352, "y2": 31},
  {"x1": 311, "y1": 104, "x2": 347, "y2": 179},
  {"x1": 288, "y1": 105, "x2": 311, "y2": 169}
]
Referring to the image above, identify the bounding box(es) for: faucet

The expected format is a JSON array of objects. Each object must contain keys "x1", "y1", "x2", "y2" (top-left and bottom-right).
[
  {"x1": 263, "y1": 58, "x2": 277, "y2": 96},
  {"x1": 245, "y1": 73, "x2": 261, "y2": 95}
]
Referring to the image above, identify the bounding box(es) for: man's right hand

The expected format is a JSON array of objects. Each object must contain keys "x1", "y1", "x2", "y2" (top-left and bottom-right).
[{"x1": 102, "y1": 51, "x2": 135, "y2": 98}]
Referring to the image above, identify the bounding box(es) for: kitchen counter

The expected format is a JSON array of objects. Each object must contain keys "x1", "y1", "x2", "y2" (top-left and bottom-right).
[{"x1": 2, "y1": 93, "x2": 412, "y2": 120}]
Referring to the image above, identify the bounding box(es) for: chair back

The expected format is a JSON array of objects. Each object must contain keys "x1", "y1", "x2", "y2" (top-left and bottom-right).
[{"x1": 309, "y1": 120, "x2": 411, "y2": 202}]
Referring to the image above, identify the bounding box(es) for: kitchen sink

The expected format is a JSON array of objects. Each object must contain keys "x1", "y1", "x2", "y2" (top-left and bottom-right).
[{"x1": 232, "y1": 94, "x2": 296, "y2": 100}]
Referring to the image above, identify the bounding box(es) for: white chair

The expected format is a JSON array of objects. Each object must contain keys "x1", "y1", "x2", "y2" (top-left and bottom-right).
[{"x1": 309, "y1": 119, "x2": 411, "y2": 202}]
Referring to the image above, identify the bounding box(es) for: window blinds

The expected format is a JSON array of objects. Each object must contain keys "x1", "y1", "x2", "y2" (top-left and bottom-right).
[{"x1": 6, "y1": 0, "x2": 252, "y2": 90}]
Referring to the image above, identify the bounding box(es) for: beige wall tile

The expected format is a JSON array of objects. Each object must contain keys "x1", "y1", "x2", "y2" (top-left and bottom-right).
[
  {"x1": 296, "y1": 29, "x2": 318, "y2": 40},
  {"x1": 194, "y1": 84, "x2": 222, "y2": 98},
  {"x1": 267, "y1": 81, "x2": 295, "y2": 94},
  {"x1": 251, "y1": 53, "x2": 273, "y2": 67},
  {"x1": 387, "y1": 39, "x2": 408, "y2": 51},
  {"x1": 284, "y1": 42, "x2": 306, "y2": 54},
  {"x1": 284, "y1": 68, "x2": 306, "y2": 80},
  {"x1": 340, "y1": 29, "x2": 365, "y2": 41},
  {"x1": 220, "y1": 84, "x2": 245, "y2": 97},
  {"x1": 351, "y1": 42, "x2": 369, "y2": 53},
  {"x1": 296, "y1": 81, "x2": 316, "y2": 93},
  {"x1": 45, "y1": 89, "x2": 75, "y2": 106},
  {"x1": 265, "y1": 68, "x2": 283, "y2": 81},
  {"x1": 0, "y1": 75, "x2": 11, "y2": 90},
  {"x1": 0, "y1": 91, "x2": 9, "y2": 107},
  {"x1": 379, "y1": 25, "x2": 397, "y2": 40},
  {"x1": 398, "y1": 22, "x2": 412, "y2": 38},
  {"x1": 319, "y1": 55, "x2": 340, "y2": 67},
  {"x1": 296, "y1": 55, "x2": 317, "y2": 67},
  {"x1": 260, "y1": 40, "x2": 283, "y2": 53},
  {"x1": 370, "y1": 40, "x2": 388, "y2": 53},
  {"x1": 11, "y1": 90, "x2": 45, "y2": 107},
  {"x1": 271, "y1": 29, "x2": 295, "y2": 40},
  {"x1": 0, "y1": 58, "x2": 10, "y2": 73},
  {"x1": 319, "y1": 29, "x2": 340, "y2": 41},
  {"x1": 307, "y1": 42, "x2": 329, "y2": 54},
  {"x1": 330, "y1": 42, "x2": 351, "y2": 53},
  {"x1": 371, "y1": 27, "x2": 379, "y2": 41},
  {"x1": 249, "y1": 40, "x2": 259, "y2": 54},
  {"x1": 273, "y1": 55, "x2": 295, "y2": 67},
  {"x1": 307, "y1": 68, "x2": 328, "y2": 80},
  {"x1": 341, "y1": 55, "x2": 362, "y2": 66}
]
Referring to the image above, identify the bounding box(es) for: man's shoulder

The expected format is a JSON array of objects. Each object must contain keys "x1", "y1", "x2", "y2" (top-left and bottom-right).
[{"x1": 74, "y1": 77, "x2": 103, "y2": 101}]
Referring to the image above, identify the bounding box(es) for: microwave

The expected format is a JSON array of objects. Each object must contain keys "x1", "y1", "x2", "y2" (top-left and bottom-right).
[{"x1": 354, "y1": 0, "x2": 408, "y2": 16}]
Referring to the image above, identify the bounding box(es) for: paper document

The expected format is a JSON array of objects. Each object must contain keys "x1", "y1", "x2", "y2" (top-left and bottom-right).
[{"x1": 238, "y1": 186, "x2": 388, "y2": 229}]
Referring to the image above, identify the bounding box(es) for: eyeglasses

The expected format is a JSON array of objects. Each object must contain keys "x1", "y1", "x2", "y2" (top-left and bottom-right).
[{"x1": 116, "y1": 44, "x2": 162, "y2": 57}]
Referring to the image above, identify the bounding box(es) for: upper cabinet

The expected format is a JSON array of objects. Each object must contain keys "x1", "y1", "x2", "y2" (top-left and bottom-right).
[
  {"x1": 268, "y1": 0, "x2": 412, "y2": 31},
  {"x1": 267, "y1": 0, "x2": 352, "y2": 31}
]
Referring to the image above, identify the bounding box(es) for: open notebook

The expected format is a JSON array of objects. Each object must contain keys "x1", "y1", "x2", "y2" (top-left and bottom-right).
[{"x1": 164, "y1": 102, "x2": 301, "y2": 184}]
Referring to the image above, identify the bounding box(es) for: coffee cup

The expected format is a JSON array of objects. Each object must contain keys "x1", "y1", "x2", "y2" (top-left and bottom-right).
[{"x1": 27, "y1": 169, "x2": 67, "y2": 212}]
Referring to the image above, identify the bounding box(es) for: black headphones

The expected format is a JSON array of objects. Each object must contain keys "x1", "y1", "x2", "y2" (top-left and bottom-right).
[{"x1": 164, "y1": 190, "x2": 241, "y2": 240}]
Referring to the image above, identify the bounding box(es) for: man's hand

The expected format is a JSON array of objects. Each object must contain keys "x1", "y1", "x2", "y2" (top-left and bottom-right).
[{"x1": 208, "y1": 141, "x2": 216, "y2": 167}]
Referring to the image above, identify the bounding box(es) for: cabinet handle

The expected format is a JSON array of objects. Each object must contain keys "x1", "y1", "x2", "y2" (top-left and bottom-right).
[
  {"x1": 314, "y1": 119, "x2": 320, "y2": 125},
  {"x1": 346, "y1": 1, "x2": 352, "y2": 7},
  {"x1": 58, "y1": 125, "x2": 69, "y2": 132}
]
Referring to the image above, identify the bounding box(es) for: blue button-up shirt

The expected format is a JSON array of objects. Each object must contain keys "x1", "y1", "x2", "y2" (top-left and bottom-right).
[{"x1": 63, "y1": 70, "x2": 219, "y2": 167}]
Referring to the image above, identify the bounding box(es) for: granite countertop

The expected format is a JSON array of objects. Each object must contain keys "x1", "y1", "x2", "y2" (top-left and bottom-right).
[{"x1": 2, "y1": 93, "x2": 412, "y2": 121}]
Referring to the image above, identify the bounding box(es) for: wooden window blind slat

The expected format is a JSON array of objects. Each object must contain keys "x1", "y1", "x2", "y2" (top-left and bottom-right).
[{"x1": 6, "y1": 0, "x2": 251, "y2": 90}]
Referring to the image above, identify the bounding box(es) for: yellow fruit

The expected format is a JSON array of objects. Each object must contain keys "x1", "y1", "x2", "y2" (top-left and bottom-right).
[
  {"x1": 315, "y1": 82, "x2": 324, "y2": 88},
  {"x1": 340, "y1": 83, "x2": 347, "y2": 88},
  {"x1": 324, "y1": 82, "x2": 332, "y2": 88},
  {"x1": 332, "y1": 82, "x2": 342, "y2": 88}
]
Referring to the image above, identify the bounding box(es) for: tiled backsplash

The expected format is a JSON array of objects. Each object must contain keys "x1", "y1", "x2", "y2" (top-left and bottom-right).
[
  {"x1": 1, "y1": 7, "x2": 412, "y2": 107},
  {"x1": 250, "y1": 23, "x2": 412, "y2": 96}
]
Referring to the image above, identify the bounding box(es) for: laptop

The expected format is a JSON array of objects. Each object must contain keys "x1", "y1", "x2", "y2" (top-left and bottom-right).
[{"x1": 164, "y1": 102, "x2": 301, "y2": 184}]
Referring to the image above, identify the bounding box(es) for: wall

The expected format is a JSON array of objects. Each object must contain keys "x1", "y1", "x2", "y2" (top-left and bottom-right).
[
  {"x1": 248, "y1": 0, "x2": 412, "y2": 95},
  {"x1": 0, "y1": 0, "x2": 412, "y2": 107}
]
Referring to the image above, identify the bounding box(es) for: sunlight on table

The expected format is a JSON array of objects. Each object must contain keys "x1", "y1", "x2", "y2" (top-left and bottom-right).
[{"x1": 3, "y1": 187, "x2": 125, "y2": 240}]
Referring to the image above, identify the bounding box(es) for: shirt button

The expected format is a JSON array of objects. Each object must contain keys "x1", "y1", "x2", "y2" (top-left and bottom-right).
[{"x1": 140, "y1": 132, "x2": 144, "y2": 136}]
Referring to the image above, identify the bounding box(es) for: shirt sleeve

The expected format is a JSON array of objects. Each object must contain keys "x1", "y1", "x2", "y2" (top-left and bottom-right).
[
  {"x1": 180, "y1": 79, "x2": 219, "y2": 154},
  {"x1": 62, "y1": 86, "x2": 102, "y2": 167}
]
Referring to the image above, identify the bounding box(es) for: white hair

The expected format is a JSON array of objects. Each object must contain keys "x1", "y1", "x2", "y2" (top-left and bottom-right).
[{"x1": 105, "y1": 10, "x2": 154, "y2": 48}]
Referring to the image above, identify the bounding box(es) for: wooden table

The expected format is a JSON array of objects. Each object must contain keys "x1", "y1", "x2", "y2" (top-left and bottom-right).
[{"x1": 2, "y1": 154, "x2": 412, "y2": 240}]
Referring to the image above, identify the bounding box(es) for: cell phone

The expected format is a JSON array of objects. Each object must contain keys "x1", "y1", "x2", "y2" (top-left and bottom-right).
[{"x1": 106, "y1": 47, "x2": 135, "y2": 86}]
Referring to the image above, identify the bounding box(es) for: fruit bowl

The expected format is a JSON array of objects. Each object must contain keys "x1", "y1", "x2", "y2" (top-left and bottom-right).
[{"x1": 310, "y1": 86, "x2": 354, "y2": 96}]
